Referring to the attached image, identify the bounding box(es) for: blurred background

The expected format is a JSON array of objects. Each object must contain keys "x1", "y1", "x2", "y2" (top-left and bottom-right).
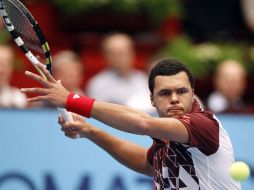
[
  {"x1": 0, "y1": 0, "x2": 254, "y2": 189},
  {"x1": 1, "y1": 0, "x2": 254, "y2": 108}
]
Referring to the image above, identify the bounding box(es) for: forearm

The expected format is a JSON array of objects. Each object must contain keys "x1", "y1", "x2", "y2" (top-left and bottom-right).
[
  {"x1": 65, "y1": 93, "x2": 152, "y2": 135},
  {"x1": 66, "y1": 95, "x2": 189, "y2": 143},
  {"x1": 86, "y1": 126, "x2": 152, "y2": 176},
  {"x1": 91, "y1": 101, "x2": 151, "y2": 135}
]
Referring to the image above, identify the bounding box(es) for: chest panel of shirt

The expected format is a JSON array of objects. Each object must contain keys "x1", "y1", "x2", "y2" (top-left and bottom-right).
[{"x1": 153, "y1": 141, "x2": 200, "y2": 190}]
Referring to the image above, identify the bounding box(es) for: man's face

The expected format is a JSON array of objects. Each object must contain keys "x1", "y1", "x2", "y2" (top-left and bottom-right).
[
  {"x1": 215, "y1": 62, "x2": 246, "y2": 102},
  {"x1": 151, "y1": 72, "x2": 194, "y2": 118},
  {"x1": 53, "y1": 62, "x2": 82, "y2": 91},
  {"x1": 103, "y1": 36, "x2": 134, "y2": 76}
]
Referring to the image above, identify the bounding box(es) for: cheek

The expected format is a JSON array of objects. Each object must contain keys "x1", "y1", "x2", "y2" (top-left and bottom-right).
[
  {"x1": 153, "y1": 98, "x2": 168, "y2": 110},
  {"x1": 182, "y1": 94, "x2": 194, "y2": 111},
  {"x1": 184, "y1": 99, "x2": 194, "y2": 112}
]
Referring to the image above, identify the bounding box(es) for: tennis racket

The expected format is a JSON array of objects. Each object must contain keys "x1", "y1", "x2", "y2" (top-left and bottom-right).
[{"x1": 0, "y1": 0, "x2": 74, "y2": 124}]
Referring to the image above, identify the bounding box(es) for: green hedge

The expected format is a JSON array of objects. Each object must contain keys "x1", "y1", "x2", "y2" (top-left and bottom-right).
[
  {"x1": 52, "y1": 0, "x2": 183, "y2": 26},
  {"x1": 157, "y1": 36, "x2": 254, "y2": 77}
]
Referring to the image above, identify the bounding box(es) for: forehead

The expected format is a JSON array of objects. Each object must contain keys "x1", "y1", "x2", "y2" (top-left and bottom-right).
[
  {"x1": 104, "y1": 36, "x2": 132, "y2": 50},
  {"x1": 154, "y1": 71, "x2": 191, "y2": 91}
]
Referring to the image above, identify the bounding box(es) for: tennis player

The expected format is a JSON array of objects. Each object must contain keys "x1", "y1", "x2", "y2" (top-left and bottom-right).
[{"x1": 21, "y1": 58, "x2": 240, "y2": 189}]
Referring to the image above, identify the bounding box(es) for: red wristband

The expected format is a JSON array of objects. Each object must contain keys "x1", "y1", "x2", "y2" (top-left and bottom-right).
[{"x1": 66, "y1": 92, "x2": 95, "y2": 118}]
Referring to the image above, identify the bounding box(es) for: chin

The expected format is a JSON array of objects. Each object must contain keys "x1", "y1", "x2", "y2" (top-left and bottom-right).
[{"x1": 167, "y1": 111, "x2": 184, "y2": 118}]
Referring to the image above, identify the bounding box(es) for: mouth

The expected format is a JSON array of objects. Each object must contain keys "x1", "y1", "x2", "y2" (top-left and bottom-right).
[
  {"x1": 167, "y1": 107, "x2": 184, "y2": 115},
  {"x1": 169, "y1": 106, "x2": 183, "y2": 111}
]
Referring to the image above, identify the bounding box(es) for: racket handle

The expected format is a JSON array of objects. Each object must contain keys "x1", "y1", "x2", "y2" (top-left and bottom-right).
[
  {"x1": 57, "y1": 108, "x2": 73, "y2": 121},
  {"x1": 57, "y1": 108, "x2": 80, "y2": 138}
]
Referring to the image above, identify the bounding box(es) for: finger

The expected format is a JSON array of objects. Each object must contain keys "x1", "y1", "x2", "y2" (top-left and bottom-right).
[
  {"x1": 63, "y1": 126, "x2": 77, "y2": 132},
  {"x1": 21, "y1": 88, "x2": 49, "y2": 94},
  {"x1": 65, "y1": 132, "x2": 79, "y2": 139},
  {"x1": 61, "y1": 121, "x2": 74, "y2": 129},
  {"x1": 25, "y1": 71, "x2": 50, "y2": 86},
  {"x1": 61, "y1": 127, "x2": 76, "y2": 133},
  {"x1": 65, "y1": 121, "x2": 83, "y2": 131},
  {"x1": 72, "y1": 112, "x2": 86, "y2": 122},
  {"x1": 58, "y1": 117, "x2": 64, "y2": 126},
  {"x1": 37, "y1": 63, "x2": 57, "y2": 83},
  {"x1": 58, "y1": 116, "x2": 65, "y2": 125},
  {"x1": 26, "y1": 96, "x2": 50, "y2": 102},
  {"x1": 61, "y1": 127, "x2": 69, "y2": 133}
]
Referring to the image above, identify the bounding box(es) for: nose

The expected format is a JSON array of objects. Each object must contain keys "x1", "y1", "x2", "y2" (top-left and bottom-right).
[{"x1": 170, "y1": 92, "x2": 179, "y2": 104}]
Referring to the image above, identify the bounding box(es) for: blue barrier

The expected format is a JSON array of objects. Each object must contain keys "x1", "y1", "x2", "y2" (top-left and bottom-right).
[{"x1": 0, "y1": 109, "x2": 253, "y2": 190}]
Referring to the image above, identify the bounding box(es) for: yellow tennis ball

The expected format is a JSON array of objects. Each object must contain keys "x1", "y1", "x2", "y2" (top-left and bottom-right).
[{"x1": 230, "y1": 161, "x2": 250, "y2": 181}]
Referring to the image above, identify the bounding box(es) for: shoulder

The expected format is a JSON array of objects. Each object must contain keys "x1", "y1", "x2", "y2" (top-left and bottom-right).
[
  {"x1": 207, "y1": 91, "x2": 228, "y2": 113},
  {"x1": 86, "y1": 70, "x2": 115, "y2": 90},
  {"x1": 177, "y1": 111, "x2": 220, "y2": 155},
  {"x1": 177, "y1": 110, "x2": 219, "y2": 132},
  {"x1": 1, "y1": 86, "x2": 27, "y2": 108},
  {"x1": 132, "y1": 70, "x2": 147, "y2": 79},
  {"x1": 89, "y1": 70, "x2": 115, "y2": 82},
  {"x1": 4, "y1": 86, "x2": 26, "y2": 98}
]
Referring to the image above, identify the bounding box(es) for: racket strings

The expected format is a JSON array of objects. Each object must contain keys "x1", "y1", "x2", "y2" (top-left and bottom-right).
[{"x1": 3, "y1": 0, "x2": 45, "y2": 63}]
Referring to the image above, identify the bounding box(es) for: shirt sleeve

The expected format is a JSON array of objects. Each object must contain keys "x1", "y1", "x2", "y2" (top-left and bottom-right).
[{"x1": 176, "y1": 112, "x2": 219, "y2": 156}]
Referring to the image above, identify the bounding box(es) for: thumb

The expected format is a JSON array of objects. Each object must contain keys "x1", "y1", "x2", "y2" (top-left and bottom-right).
[
  {"x1": 65, "y1": 121, "x2": 84, "y2": 131},
  {"x1": 71, "y1": 112, "x2": 85, "y2": 122}
]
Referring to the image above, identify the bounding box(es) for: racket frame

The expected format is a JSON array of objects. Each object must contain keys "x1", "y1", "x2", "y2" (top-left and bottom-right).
[{"x1": 0, "y1": 0, "x2": 75, "y2": 125}]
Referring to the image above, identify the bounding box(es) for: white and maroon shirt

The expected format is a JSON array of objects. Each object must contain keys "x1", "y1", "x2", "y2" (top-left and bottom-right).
[{"x1": 147, "y1": 99, "x2": 241, "y2": 190}]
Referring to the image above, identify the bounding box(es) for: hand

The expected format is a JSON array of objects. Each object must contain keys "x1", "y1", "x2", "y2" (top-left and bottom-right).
[
  {"x1": 58, "y1": 112, "x2": 93, "y2": 139},
  {"x1": 20, "y1": 63, "x2": 70, "y2": 108}
]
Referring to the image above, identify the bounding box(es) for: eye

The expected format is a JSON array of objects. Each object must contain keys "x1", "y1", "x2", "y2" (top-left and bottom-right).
[
  {"x1": 177, "y1": 88, "x2": 188, "y2": 95},
  {"x1": 158, "y1": 90, "x2": 172, "y2": 96}
]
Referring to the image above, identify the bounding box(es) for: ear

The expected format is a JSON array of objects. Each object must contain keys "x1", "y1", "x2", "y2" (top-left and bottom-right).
[{"x1": 150, "y1": 94, "x2": 155, "y2": 107}]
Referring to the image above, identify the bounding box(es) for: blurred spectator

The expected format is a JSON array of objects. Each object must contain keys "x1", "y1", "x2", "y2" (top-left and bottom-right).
[
  {"x1": 241, "y1": 0, "x2": 254, "y2": 32},
  {"x1": 125, "y1": 58, "x2": 157, "y2": 114},
  {"x1": 207, "y1": 59, "x2": 253, "y2": 113},
  {"x1": 0, "y1": 18, "x2": 10, "y2": 44},
  {"x1": 86, "y1": 32, "x2": 148, "y2": 109},
  {"x1": 32, "y1": 50, "x2": 85, "y2": 108},
  {"x1": 0, "y1": 44, "x2": 27, "y2": 108},
  {"x1": 52, "y1": 50, "x2": 84, "y2": 95}
]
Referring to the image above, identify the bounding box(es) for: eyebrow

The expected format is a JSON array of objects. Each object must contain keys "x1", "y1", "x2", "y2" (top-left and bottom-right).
[
  {"x1": 159, "y1": 86, "x2": 189, "y2": 91},
  {"x1": 157, "y1": 87, "x2": 190, "y2": 93}
]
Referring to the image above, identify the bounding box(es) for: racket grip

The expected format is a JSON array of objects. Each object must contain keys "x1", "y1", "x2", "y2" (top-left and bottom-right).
[
  {"x1": 57, "y1": 108, "x2": 73, "y2": 121},
  {"x1": 57, "y1": 108, "x2": 80, "y2": 138}
]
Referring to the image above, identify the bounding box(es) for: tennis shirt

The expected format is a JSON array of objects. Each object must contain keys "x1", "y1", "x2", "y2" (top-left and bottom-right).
[{"x1": 147, "y1": 99, "x2": 241, "y2": 190}]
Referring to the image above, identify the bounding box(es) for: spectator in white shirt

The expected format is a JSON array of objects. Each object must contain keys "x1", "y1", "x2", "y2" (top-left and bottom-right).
[
  {"x1": 86, "y1": 32, "x2": 149, "y2": 112},
  {"x1": 52, "y1": 50, "x2": 84, "y2": 95},
  {"x1": 207, "y1": 59, "x2": 249, "y2": 113},
  {"x1": 0, "y1": 44, "x2": 27, "y2": 108}
]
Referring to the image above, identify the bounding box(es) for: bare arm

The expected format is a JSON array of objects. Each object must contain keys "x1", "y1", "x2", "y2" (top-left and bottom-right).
[
  {"x1": 21, "y1": 64, "x2": 189, "y2": 143},
  {"x1": 88, "y1": 128, "x2": 153, "y2": 176},
  {"x1": 91, "y1": 101, "x2": 189, "y2": 143},
  {"x1": 60, "y1": 114, "x2": 153, "y2": 176}
]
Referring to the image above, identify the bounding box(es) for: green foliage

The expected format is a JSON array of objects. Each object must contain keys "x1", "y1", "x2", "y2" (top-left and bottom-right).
[
  {"x1": 157, "y1": 36, "x2": 254, "y2": 77},
  {"x1": 52, "y1": 0, "x2": 183, "y2": 25}
]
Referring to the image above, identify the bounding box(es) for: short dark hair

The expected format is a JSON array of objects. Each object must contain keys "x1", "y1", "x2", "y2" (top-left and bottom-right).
[{"x1": 148, "y1": 58, "x2": 195, "y2": 93}]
